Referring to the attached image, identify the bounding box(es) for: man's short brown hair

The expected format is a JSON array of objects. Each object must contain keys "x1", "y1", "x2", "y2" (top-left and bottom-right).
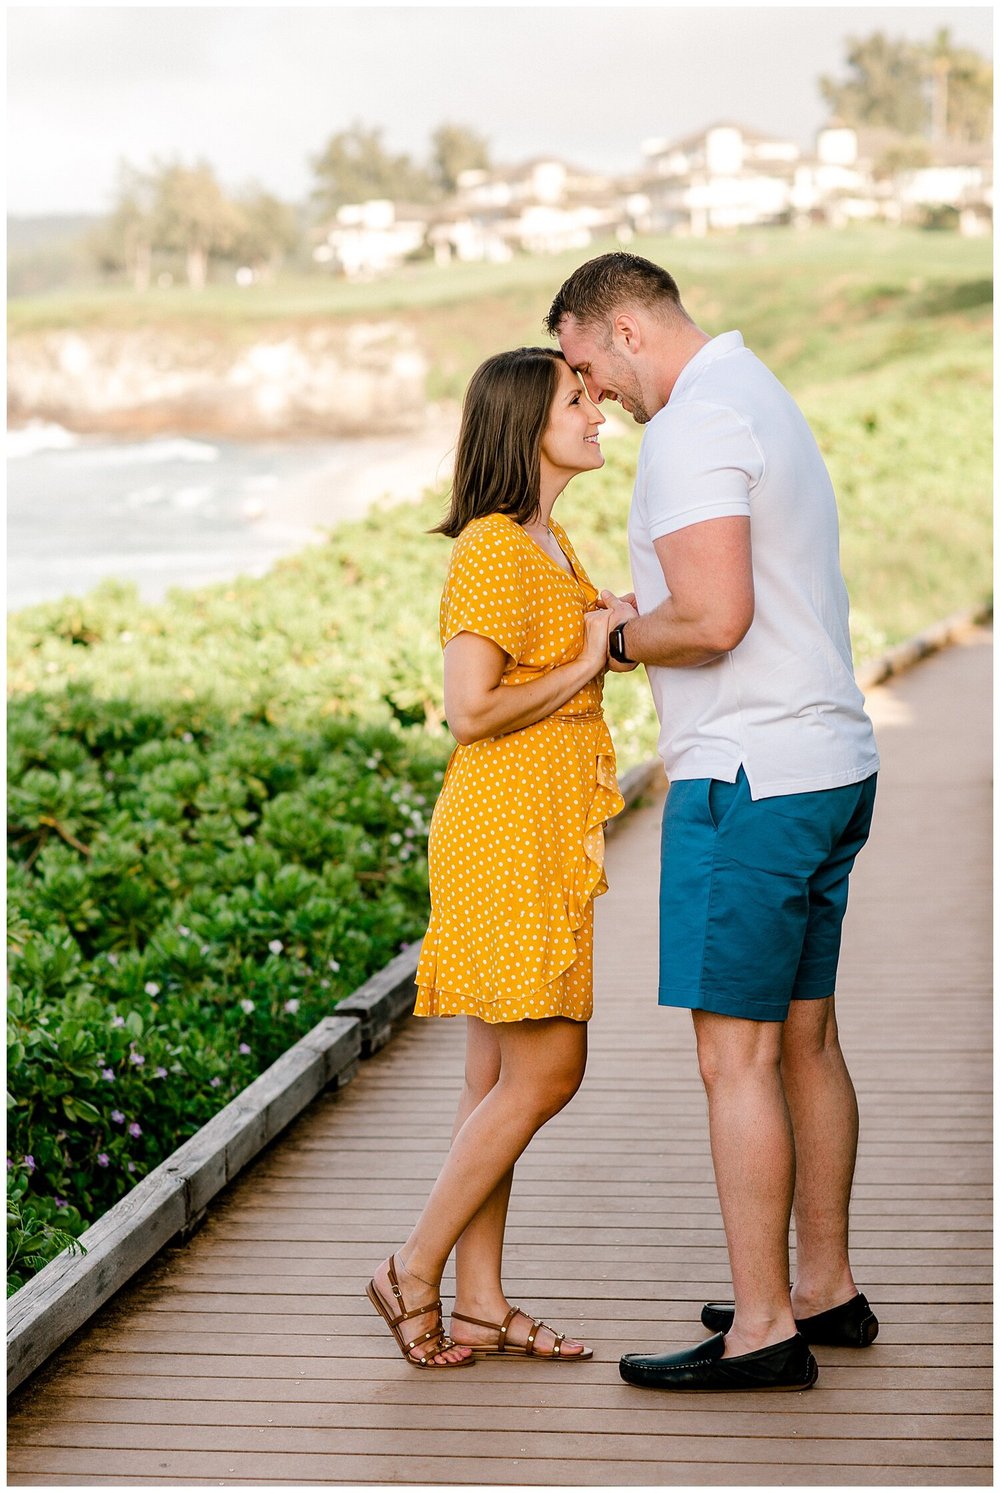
[{"x1": 545, "y1": 252, "x2": 685, "y2": 337}]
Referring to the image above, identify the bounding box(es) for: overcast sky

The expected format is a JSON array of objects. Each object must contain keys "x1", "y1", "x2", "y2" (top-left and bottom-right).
[{"x1": 7, "y1": 3, "x2": 994, "y2": 216}]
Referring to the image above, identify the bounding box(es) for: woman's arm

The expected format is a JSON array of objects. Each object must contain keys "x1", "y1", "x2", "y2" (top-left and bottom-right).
[{"x1": 443, "y1": 610, "x2": 611, "y2": 745}]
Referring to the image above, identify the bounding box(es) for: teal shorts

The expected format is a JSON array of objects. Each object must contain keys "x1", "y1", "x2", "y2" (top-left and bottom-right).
[{"x1": 659, "y1": 767, "x2": 877, "y2": 1023}]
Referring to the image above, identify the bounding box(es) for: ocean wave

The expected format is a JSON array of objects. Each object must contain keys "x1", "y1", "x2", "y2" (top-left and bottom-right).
[{"x1": 69, "y1": 437, "x2": 221, "y2": 469}]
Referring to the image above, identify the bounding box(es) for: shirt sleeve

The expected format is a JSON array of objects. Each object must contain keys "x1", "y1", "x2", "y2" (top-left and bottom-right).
[
  {"x1": 641, "y1": 400, "x2": 762, "y2": 542},
  {"x1": 439, "y1": 519, "x2": 531, "y2": 661}
]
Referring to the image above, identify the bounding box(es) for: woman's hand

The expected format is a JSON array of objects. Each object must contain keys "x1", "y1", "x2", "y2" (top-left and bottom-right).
[
  {"x1": 599, "y1": 589, "x2": 640, "y2": 673},
  {"x1": 581, "y1": 606, "x2": 613, "y2": 677}
]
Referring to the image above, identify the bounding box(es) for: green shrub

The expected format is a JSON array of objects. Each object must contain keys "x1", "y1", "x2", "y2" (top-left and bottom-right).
[
  {"x1": 7, "y1": 688, "x2": 448, "y2": 1270},
  {"x1": 7, "y1": 1162, "x2": 87, "y2": 1295}
]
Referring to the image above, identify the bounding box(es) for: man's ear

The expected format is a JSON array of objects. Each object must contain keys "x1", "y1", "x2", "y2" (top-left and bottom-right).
[{"x1": 613, "y1": 311, "x2": 642, "y2": 354}]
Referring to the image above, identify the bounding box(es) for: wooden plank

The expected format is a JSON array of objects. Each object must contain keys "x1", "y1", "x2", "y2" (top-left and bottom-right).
[
  {"x1": 5, "y1": 1468, "x2": 996, "y2": 1488},
  {"x1": 9, "y1": 1391, "x2": 993, "y2": 1431},
  {"x1": 7, "y1": 1413, "x2": 994, "y2": 1455},
  {"x1": 39, "y1": 1364, "x2": 996, "y2": 1398},
  {"x1": 4, "y1": 1437, "x2": 993, "y2": 1475}
]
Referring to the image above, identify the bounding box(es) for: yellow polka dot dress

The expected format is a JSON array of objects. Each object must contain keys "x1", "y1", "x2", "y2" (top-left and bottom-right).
[{"x1": 414, "y1": 512, "x2": 624, "y2": 1024}]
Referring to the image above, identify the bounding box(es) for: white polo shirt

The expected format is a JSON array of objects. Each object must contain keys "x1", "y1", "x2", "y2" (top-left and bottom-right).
[{"x1": 628, "y1": 331, "x2": 879, "y2": 799}]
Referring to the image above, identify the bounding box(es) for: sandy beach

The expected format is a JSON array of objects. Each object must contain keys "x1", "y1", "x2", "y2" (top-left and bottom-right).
[{"x1": 255, "y1": 403, "x2": 460, "y2": 533}]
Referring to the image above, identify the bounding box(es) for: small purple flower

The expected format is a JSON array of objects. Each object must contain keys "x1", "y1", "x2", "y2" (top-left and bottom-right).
[
  {"x1": 268, "y1": 939, "x2": 283, "y2": 956},
  {"x1": 22, "y1": 1155, "x2": 35, "y2": 1174},
  {"x1": 238, "y1": 1043, "x2": 251, "y2": 1055},
  {"x1": 54, "y1": 1197, "x2": 68, "y2": 1209},
  {"x1": 144, "y1": 981, "x2": 160, "y2": 997},
  {"x1": 128, "y1": 1122, "x2": 142, "y2": 1139},
  {"x1": 127, "y1": 1161, "x2": 136, "y2": 1173},
  {"x1": 111, "y1": 1015, "x2": 125, "y2": 1028},
  {"x1": 210, "y1": 1076, "x2": 222, "y2": 1088},
  {"x1": 178, "y1": 925, "x2": 191, "y2": 938},
  {"x1": 111, "y1": 1110, "x2": 125, "y2": 1125},
  {"x1": 97, "y1": 1153, "x2": 110, "y2": 1168},
  {"x1": 283, "y1": 998, "x2": 300, "y2": 1014},
  {"x1": 101, "y1": 1068, "x2": 115, "y2": 1081},
  {"x1": 129, "y1": 1052, "x2": 145, "y2": 1066},
  {"x1": 6, "y1": 1159, "x2": 13, "y2": 1171},
  {"x1": 155, "y1": 1066, "x2": 168, "y2": 1079},
  {"x1": 239, "y1": 998, "x2": 255, "y2": 1014}
]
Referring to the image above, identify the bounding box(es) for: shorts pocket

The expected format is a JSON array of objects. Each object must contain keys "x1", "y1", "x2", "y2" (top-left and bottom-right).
[{"x1": 706, "y1": 776, "x2": 743, "y2": 833}]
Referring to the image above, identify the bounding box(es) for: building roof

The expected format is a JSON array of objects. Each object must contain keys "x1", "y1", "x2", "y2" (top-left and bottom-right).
[{"x1": 648, "y1": 121, "x2": 798, "y2": 156}]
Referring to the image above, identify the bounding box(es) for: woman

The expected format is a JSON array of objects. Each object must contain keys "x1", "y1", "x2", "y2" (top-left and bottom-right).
[{"x1": 366, "y1": 347, "x2": 623, "y2": 1368}]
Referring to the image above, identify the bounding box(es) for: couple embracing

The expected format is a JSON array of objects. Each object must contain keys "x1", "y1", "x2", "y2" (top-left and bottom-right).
[{"x1": 366, "y1": 253, "x2": 880, "y2": 1394}]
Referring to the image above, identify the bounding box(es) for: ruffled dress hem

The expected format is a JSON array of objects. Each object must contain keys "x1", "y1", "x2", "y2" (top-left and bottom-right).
[{"x1": 413, "y1": 726, "x2": 624, "y2": 1024}]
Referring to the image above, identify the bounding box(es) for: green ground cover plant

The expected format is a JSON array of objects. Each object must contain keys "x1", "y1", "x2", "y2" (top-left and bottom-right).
[
  {"x1": 7, "y1": 227, "x2": 992, "y2": 1288},
  {"x1": 7, "y1": 689, "x2": 449, "y2": 1286}
]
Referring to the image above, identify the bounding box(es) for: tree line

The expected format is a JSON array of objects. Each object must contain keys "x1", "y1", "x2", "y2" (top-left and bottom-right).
[
  {"x1": 92, "y1": 121, "x2": 491, "y2": 290},
  {"x1": 91, "y1": 29, "x2": 991, "y2": 291}
]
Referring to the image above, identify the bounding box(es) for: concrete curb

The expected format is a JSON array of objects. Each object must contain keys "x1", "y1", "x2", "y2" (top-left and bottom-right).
[
  {"x1": 856, "y1": 604, "x2": 992, "y2": 691},
  {"x1": 6, "y1": 759, "x2": 660, "y2": 1396}
]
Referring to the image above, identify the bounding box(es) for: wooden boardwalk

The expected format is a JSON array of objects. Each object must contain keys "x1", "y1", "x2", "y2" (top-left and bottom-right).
[{"x1": 7, "y1": 628, "x2": 992, "y2": 1486}]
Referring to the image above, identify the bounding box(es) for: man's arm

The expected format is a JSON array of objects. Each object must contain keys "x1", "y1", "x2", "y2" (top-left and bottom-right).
[{"x1": 605, "y1": 516, "x2": 754, "y2": 668}]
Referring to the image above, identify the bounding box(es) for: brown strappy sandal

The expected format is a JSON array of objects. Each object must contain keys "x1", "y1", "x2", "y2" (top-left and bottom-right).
[
  {"x1": 366, "y1": 1255, "x2": 475, "y2": 1369},
  {"x1": 451, "y1": 1305, "x2": 594, "y2": 1361}
]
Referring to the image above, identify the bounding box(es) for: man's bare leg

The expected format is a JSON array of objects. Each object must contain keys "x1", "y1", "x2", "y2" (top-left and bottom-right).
[
  {"x1": 692, "y1": 1009, "x2": 797, "y2": 1357},
  {"x1": 781, "y1": 995, "x2": 860, "y2": 1317}
]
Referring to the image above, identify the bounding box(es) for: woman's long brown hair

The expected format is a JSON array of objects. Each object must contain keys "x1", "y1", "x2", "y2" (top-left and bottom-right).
[{"x1": 432, "y1": 346, "x2": 565, "y2": 538}]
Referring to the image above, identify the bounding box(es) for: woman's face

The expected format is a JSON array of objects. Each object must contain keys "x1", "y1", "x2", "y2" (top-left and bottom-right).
[{"x1": 539, "y1": 361, "x2": 606, "y2": 484}]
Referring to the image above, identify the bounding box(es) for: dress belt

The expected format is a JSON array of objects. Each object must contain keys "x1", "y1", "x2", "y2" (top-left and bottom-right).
[{"x1": 550, "y1": 709, "x2": 605, "y2": 723}]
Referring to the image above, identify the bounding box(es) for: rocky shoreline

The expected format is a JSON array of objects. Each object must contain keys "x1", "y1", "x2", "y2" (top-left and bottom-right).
[{"x1": 8, "y1": 320, "x2": 431, "y2": 440}]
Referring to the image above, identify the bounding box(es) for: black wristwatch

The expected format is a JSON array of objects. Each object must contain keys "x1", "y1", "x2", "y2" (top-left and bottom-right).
[{"x1": 608, "y1": 620, "x2": 635, "y2": 665}]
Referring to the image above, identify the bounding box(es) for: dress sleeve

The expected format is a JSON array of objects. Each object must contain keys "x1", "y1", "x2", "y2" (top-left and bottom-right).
[{"x1": 440, "y1": 518, "x2": 531, "y2": 661}]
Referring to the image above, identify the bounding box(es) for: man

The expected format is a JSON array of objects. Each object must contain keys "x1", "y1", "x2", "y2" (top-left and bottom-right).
[{"x1": 547, "y1": 253, "x2": 880, "y2": 1393}]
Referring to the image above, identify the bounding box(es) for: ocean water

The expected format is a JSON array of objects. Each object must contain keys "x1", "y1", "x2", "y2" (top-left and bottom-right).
[{"x1": 6, "y1": 421, "x2": 432, "y2": 611}]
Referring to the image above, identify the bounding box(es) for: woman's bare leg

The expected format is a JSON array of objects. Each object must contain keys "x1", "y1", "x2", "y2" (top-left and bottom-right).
[
  {"x1": 370, "y1": 1016, "x2": 587, "y2": 1363},
  {"x1": 450, "y1": 1019, "x2": 512, "y2": 1303},
  {"x1": 446, "y1": 1018, "x2": 587, "y2": 1354}
]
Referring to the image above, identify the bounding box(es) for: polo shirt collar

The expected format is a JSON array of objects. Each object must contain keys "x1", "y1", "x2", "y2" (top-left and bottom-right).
[{"x1": 668, "y1": 330, "x2": 745, "y2": 405}]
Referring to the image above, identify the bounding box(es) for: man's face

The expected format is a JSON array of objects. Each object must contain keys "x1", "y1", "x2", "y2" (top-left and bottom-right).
[{"x1": 556, "y1": 314, "x2": 654, "y2": 425}]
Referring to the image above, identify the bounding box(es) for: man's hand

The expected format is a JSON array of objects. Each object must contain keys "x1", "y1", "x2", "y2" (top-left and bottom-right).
[{"x1": 599, "y1": 589, "x2": 640, "y2": 672}]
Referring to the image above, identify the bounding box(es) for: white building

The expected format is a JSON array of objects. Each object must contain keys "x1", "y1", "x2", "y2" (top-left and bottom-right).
[
  {"x1": 640, "y1": 123, "x2": 802, "y2": 234},
  {"x1": 641, "y1": 119, "x2": 993, "y2": 236},
  {"x1": 313, "y1": 199, "x2": 430, "y2": 279},
  {"x1": 431, "y1": 157, "x2": 632, "y2": 264}
]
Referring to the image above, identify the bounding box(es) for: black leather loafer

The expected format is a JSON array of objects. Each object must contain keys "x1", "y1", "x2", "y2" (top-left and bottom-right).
[
  {"x1": 700, "y1": 1292, "x2": 879, "y2": 1347},
  {"x1": 619, "y1": 1331, "x2": 817, "y2": 1392}
]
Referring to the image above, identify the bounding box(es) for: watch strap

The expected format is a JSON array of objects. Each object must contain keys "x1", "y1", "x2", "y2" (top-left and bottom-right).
[{"x1": 609, "y1": 620, "x2": 635, "y2": 665}]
